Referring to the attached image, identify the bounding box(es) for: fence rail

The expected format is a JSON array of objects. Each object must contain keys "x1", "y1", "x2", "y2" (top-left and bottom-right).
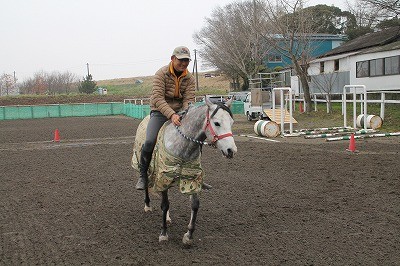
[
  {"x1": 0, "y1": 102, "x2": 124, "y2": 120},
  {"x1": 294, "y1": 90, "x2": 400, "y2": 120},
  {"x1": 1, "y1": 100, "x2": 245, "y2": 121}
]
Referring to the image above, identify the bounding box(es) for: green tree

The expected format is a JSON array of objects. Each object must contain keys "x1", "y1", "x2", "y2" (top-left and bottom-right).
[
  {"x1": 346, "y1": 26, "x2": 374, "y2": 40},
  {"x1": 302, "y1": 5, "x2": 357, "y2": 34},
  {"x1": 78, "y1": 74, "x2": 97, "y2": 94},
  {"x1": 377, "y1": 18, "x2": 400, "y2": 28}
]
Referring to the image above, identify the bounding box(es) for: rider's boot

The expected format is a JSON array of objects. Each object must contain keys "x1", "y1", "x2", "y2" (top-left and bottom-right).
[{"x1": 135, "y1": 149, "x2": 153, "y2": 190}]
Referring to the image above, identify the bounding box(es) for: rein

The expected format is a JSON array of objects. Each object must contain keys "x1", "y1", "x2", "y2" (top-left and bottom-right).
[
  {"x1": 175, "y1": 103, "x2": 233, "y2": 146},
  {"x1": 175, "y1": 125, "x2": 212, "y2": 146}
]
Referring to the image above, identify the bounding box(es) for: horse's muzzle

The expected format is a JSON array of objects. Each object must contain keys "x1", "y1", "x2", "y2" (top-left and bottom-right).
[{"x1": 223, "y1": 148, "x2": 235, "y2": 159}]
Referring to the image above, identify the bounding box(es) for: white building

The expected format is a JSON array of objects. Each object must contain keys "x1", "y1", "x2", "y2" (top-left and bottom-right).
[{"x1": 305, "y1": 26, "x2": 400, "y2": 94}]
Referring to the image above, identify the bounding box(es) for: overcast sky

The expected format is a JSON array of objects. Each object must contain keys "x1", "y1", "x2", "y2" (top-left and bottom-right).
[{"x1": 1, "y1": 0, "x2": 352, "y2": 82}]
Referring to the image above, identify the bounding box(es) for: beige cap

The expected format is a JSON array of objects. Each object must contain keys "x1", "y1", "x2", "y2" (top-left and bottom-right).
[{"x1": 172, "y1": 46, "x2": 191, "y2": 60}]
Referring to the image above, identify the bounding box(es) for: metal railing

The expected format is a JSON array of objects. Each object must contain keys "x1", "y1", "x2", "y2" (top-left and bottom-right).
[{"x1": 294, "y1": 90, "x2": 400, "y2": 120}]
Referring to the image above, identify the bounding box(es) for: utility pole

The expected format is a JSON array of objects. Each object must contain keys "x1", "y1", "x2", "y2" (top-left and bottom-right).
[
  {"x1": 86, "y1": 63, "x2": 90, "y2": 76},
  {"x1": 13, "y1": 71, "x2": 16, "y2": 83},
  {"x1": 252, "y1": 0, "x2": 258, "y2": 74},
  {"x1": 193, "y1": 49, "x2": 199, "y2": 91}
]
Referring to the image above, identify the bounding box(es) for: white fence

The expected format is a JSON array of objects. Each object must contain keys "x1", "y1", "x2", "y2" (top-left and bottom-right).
[{"x1": 295, "y1": 90, "x2": 400, "y2": 120}]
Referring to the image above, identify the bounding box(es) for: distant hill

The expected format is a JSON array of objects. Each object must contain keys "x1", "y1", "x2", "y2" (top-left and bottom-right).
[
  {"x1": 0, "y1": 73, "x2": 234, "y2": 106},
  {"x1": 96, "y1": 72, "x2": 232, "y2": 97}
]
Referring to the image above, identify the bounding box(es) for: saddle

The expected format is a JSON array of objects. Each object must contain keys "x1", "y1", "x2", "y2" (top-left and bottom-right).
[{"x1": 131, "y1": 115, "x2": 204, "y2": 194}]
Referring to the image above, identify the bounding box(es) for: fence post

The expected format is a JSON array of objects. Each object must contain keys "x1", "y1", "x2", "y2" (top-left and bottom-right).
[
  {"x1": 313, "y1": 94, "x2": 317, "y2": 112},
  {"x1": 326, "y1": 95, "x2": 329, "y2": 113},
  {"x1": 380, "y1": 92, "x2": 385, "y2": 120}
]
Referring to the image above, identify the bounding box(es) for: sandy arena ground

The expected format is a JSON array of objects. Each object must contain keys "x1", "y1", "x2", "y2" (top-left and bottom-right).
[{"x1": 0, "y1": 115, "x2": 399, "y2": 265}]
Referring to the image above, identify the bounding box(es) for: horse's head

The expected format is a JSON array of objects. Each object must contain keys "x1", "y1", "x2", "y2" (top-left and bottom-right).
[{"x1": 204, "y1": 96, "x2": 237, "y2": 158}]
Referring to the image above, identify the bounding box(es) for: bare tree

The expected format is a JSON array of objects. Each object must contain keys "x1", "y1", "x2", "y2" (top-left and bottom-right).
[
  {"x1": 0, "y1": 73, "x2": 18, "y2": 96},
  {"x1": 257, "y1": 0, "x2": 321, "y2": 112},
  {"x1": 361, "y1": 0, "x2": 400, "y2": 16},
  {"x1": 347, "y1": 0, "x2": 385, "y2": 28},
  {"x1": 310, "y1": 73, "x2": 340, "y2": 113},
  {"x1": 46, "y1": 72, "x2": 58, "y2": 95},
  {"x1": 32, "y1": 72, "x2": 47, "y2": 94},
  {"x1": 19, "y1": 79, "x2": 35, "y2": 95},
  {"x1": 59, "y1": 71, "x2": 79, "y2": 94},
  {"x1": 18, "y1": 71, "x2": 79, "y2": 95},
  {"x1": 193, "y1": 1, "x2": 267, "y2": 90}
]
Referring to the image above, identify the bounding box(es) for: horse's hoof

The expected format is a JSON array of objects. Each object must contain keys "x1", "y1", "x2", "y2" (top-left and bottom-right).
[
  {"x1": 166, "y1": 211, "x2": 172, "y2": 225},
  {"x1": 144, "y1": 205, "x2": 153, "y2": 212},
  {"x1": 182, "y1": 232, "x2": 193, "y2": 246},
  {"x1": 159, "y1": 234, "x2": 168, "y2": 242}
]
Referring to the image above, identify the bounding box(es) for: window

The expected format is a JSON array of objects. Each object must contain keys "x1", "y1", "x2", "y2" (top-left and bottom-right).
[
  {"x1": 369, "y1": 58, "x2": 384, "y2": 76},
  {"x1": 334, "y1": 59, "x2": 339, "y2": 71},
  {"x1": 384, "y1": 56, "x2": 400, "y2": 75},
  {"x1": 268, "y1": 54, "x2": 282, "y2": 62},
  {"x1": 356, "y1": 60, "x2": 369, "y2": 78},
  {"x1": 320, "y1": 62, "x2": 325, "y2": 73},
  {"x1": 356, "y1": 55, "x2": 400, "y2": 78}
]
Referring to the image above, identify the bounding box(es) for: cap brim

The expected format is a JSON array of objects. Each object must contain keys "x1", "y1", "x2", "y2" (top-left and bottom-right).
[{"x1": 175, "y1": 55, "x2": 191, "y2": 60}]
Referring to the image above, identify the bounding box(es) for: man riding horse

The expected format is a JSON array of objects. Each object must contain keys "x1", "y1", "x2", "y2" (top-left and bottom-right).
[{"x1": 135, "y1": 46, "x2": 212, "y2": 191}]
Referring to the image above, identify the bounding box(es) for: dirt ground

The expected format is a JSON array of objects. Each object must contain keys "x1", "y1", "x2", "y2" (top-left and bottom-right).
[{"x1": 0, "y1": 115, "x2": 399, "y2": 265}]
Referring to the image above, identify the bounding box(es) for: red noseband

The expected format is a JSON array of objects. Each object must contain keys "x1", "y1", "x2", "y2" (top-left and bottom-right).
[{"x1": 204, "y1": 109, "x2": 233, "y2": 144}]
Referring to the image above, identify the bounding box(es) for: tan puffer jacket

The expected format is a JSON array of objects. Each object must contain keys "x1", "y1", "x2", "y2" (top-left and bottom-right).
[{"x1": 150, "y1": 63, "x2": 196, "y2": 119}]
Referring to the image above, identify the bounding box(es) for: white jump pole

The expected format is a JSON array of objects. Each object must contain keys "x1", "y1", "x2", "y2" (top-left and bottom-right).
[
  {"x1": 380, "y1": 92, "x2": 385, "y2": 120},
  {"x1": 343, "y1": 85, "x2": 367, "y2": 130},
  {"x1": 272, "y1": 87, "x2": 293, "y2": 135}
]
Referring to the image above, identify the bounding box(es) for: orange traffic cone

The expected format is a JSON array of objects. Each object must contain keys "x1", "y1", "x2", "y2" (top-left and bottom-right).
[
  {"x1": 53, "y1": 129, "x2": 60, "y2": 142},
  {"x1": 299, "y1": 101, "x2": 304, "y2": 113},
  {"x1": 346, "y1": 133, "x2": 357, "y2": 152}
]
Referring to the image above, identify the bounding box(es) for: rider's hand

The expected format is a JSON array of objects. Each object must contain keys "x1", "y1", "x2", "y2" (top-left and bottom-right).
[{"x1": 171, "y1": 113, "x2": 181, "y2": 126}]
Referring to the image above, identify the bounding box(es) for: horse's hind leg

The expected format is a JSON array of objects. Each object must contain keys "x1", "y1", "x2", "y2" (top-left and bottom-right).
[
  {"x1": 144, "y1": 187, "x2": 152, "y2": 212},
  {"x1": 183, "y1": 194, "x2": 199, "y2": 246},
  {"x1": 159, "y1": 190, "x2": 169, "y2": 242}
]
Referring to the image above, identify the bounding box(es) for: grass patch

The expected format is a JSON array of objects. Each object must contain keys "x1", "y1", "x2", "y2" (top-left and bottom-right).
[
  {"x1": 97, "y1": 74, "x2": 231, "y2": 97},
  {"x1": 101, "y1": 83, "x2": 152, "y2": 97},
  {"x1": 294, "y1": 102, "x2": 400, "y2": 132}
]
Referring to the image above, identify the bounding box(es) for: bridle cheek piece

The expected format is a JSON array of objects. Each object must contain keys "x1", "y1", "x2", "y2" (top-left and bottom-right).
[{"x1": 204, "y1": 109, "x2": 233, "y2": 145}]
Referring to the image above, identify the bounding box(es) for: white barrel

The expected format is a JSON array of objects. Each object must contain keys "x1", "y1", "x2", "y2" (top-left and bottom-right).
[
  {"x1": 254, "y1": 120, "x2": 280, "y2": 137},
  {"x1": 356, "y1": 114, "x2": 383, "y2": 129}
]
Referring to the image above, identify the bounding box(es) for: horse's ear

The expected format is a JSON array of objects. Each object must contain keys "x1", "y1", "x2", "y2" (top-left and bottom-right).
[
  {"x1": 205, "y1": 95, "x2": 213, "y2": 107},
  {"x1": 225, "y1": 97, "x2": 233, "y2": 108}
]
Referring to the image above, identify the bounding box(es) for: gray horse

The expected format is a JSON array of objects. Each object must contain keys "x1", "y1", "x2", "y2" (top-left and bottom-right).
[{"x1": 131, "y1": 96, "x2": 237, "y2": 246}]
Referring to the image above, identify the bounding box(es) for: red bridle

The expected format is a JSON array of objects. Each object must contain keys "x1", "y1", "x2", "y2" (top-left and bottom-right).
[{"x1": 204, "y1": 109, "x2": 233, "y2": 144}]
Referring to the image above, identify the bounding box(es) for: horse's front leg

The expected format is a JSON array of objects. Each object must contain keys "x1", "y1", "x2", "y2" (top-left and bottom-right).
[
  {"x1": 159, "y1": 190, "x2": 169, "y2": 242},
  {"x1": 183, "y1": 193, "x2": 199, "y2": 246}
]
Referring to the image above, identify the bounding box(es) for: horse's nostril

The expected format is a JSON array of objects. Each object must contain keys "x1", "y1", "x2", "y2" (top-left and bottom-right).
[{"x1": 227, "y1": 149, "x2": 233, "y2": 157}]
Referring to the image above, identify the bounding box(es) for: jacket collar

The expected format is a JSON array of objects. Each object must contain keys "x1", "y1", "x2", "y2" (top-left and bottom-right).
[{"x1": 168, "y1": 62, "x2": 190, "y2": 79}]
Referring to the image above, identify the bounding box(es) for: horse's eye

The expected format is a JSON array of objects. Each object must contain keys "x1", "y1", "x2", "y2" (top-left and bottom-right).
[{"x1": 214, "y1": 122, "x2": 220, "y2": 127}]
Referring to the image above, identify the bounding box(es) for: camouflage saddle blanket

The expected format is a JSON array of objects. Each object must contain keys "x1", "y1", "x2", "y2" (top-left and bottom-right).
[{"x1": 131, "y1": 115, "x2": 204, "y2": 194}]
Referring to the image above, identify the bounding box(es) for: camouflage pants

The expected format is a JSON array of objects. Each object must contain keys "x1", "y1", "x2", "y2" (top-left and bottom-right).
[{"x1": 131, "y1": 116, "x2": 204, "y2": 194}]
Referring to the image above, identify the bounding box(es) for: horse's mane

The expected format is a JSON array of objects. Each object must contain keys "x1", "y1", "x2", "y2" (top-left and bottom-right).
[
  {"x1": 210, "y1": 102, "x2": 233, "y2": 118},
  {"x1": 181, "y1": 102, "x2": 233, "y2": 120}
]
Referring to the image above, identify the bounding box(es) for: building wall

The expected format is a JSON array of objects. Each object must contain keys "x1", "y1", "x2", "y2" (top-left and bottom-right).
[
  {"x1": 308, "y1": 56, "x2": 352, "y2": 75},
  {"x1": 309, "y1": 72, "x2": 350, "y2": 94},
  {"x1": 265, "y1": 35, "x2": 346, "y2": 70},
  {"x1": 349, "y1": 50, "x2": 400, "y2": 90},
  {"x1": 308, "y1": 49, "x2": 400, "y2": 92}
]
